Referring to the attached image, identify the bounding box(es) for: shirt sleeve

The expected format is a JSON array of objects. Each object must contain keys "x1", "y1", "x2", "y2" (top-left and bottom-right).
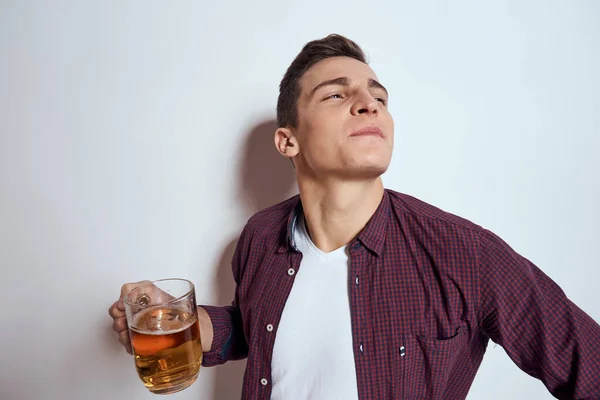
[
  {"x1": 200, "y1": 225, "x2": 251, "y2": 367},
  {"x1": 478, "y1": 228, "x2": 600, "y2": 399}
]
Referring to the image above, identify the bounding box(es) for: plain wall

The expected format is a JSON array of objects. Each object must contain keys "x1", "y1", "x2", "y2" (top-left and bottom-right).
[{"x1": 1, "y1": 1, "x2": 598, "y2": 399}]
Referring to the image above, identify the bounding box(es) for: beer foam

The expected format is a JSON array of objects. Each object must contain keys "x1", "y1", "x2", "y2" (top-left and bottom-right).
[{"x1": 132, "y1": 306, "x2": 197, "y2": 335}]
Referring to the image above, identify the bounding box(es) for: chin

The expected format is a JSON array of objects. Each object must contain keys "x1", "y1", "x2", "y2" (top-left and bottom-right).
[
  {"x1": 359, "y1": 153, "x2": 391, "y2": 171},
  {"x1": 344, "y1": 159, "x2": 390, "y2": 180}
]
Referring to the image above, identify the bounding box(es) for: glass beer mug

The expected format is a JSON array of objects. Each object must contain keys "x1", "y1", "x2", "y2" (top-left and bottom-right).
[{"x1": 124, "y1": 279, "x2": 203, "y2": 394}]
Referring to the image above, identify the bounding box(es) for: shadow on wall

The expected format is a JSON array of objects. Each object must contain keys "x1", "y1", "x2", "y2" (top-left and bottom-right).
[
  {"x1": 238, "y1": 119, "x2": 298, "y2": 216},
  {"x1": 211, "y1": 119, "x2": 297, "y2": 400}
]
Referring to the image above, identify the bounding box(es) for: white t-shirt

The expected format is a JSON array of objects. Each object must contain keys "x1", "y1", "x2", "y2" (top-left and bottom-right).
[{"x1": 270, "y1": 216, "x2": 359, "y2": 400}]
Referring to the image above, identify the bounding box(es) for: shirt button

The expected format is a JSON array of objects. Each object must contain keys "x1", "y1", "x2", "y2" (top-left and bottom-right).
[
  {"x1": 287, "y1": 268, "x2": 295, "y2": 276},
  {"x1": 359, "y1": 343, "x2": 364, "y2": 353},
  {"x1": 260, "y1": 378, "x2": 268, "y2": 386},
  {"x1": 355, "y1": 276, "x2": 359, "y2": 285},
  {"x1": 266, "y1": 324, "x2": 274, "y2": 332}
]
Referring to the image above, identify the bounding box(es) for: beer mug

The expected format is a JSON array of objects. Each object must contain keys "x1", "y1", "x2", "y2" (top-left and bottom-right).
[{"x1": 124, "y1": 278, "x2": 203, "y2": 394}]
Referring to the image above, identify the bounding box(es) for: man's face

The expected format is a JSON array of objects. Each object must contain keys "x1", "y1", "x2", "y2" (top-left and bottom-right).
[{"x1": 289, "y1": 56, "x2": 394, "y2": 181}]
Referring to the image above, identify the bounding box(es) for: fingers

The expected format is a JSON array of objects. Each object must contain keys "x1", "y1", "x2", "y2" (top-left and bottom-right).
[
  {"x1": 110, "y1": 280, "x2": 151, "y2": 317},
  {"x1": 118, "y1": 330, "x2": 131, "y2": 350},
  {"x1": 120, "y1": 281, "x2": 151, "y2": 301},
  {"x1": 112, "y1": 315, "x2": 132, "y2": 355},
  {"x1": 113, "y1": 316, "x2": 128, "y2": 333},
  {"x1": 109, "y1": 281, "x2": 151, "y2": 356},
  {"x1": 108, "y1": 301, "x2": 126, "y2": 319},
  {"x1": 121, "y1": 281, "x2": 178, "y2": 307},
  {"x1": 116, "y1": 298, "x2": 125, "y2": 312}
]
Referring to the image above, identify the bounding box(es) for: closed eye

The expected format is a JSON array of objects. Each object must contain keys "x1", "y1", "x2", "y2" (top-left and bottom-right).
[
  {"x1": 324, "y1": 93, "x2": 343, "y2": 100},
  {"x1": 376, "y1": 97, "x2": 387, "y2": 105}
]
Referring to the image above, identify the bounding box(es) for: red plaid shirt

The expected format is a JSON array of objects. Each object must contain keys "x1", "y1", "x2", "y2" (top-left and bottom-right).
[{"x1": 201, "y1": 189, "x2": 600, "y2": 399}]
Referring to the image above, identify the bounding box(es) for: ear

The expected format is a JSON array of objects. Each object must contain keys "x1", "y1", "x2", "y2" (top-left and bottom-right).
[{"x1": 274, "y1": 127, "x2": 300, "y2": 159}]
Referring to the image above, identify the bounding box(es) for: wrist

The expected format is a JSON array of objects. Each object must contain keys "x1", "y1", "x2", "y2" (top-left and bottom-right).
[{"x1": 197, "y1": 306, "x2": 213, "y2": 353}]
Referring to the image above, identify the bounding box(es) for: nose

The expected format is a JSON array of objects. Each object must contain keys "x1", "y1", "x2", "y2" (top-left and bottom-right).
[{"x1": 351, "y1": 90, "x2": 379, "y2": 117}]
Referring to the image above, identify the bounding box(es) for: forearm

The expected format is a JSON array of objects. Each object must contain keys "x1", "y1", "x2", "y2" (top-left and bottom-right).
[{"x1": 198, "y1": 304, "x2": 248, "y2": 367}]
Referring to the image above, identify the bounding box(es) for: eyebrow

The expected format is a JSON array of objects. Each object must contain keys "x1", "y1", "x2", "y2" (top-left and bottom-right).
[
  {"x1": 308, "y1": 76, "x2": 388, "y2": 98},
  {"x1": 368, "y1": 78, "x2": 388, "y2": 96}
]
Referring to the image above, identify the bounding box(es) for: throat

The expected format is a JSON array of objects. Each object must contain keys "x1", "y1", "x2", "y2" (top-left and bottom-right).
[{"x1": 300, "y1": 183, "x2": 385, "y2": 253}]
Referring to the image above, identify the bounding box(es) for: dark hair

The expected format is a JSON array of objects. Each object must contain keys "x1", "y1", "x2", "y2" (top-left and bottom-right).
[{"x1": 276, "y1": 34, "x2": 367, "y2": 128}]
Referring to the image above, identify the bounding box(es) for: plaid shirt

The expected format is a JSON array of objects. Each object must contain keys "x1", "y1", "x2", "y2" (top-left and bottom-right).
[{"x1": 201, "y1": 189, "x2": 600, "y2": 399}]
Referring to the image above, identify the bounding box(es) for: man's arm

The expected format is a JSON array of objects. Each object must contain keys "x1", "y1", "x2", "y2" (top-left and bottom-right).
[
  {"x1": 478, "y1": 228, "x2": 600, "y2": 399},
  {"x1": 199, "y1": 225, "x2": 251, "y2": 367},
  {"x1": 199, "y1": 303, "x2": 247, "y2": 366}
]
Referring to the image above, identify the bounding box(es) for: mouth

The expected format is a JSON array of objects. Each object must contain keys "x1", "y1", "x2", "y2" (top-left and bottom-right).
[{"x1": 349, "y1": 126, "x2": 384, "y2": 138}]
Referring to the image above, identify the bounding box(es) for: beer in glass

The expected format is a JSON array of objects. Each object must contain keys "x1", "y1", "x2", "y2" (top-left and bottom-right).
[{"x1": 124, "y1": 278, "x2": 202, "y2": 394}]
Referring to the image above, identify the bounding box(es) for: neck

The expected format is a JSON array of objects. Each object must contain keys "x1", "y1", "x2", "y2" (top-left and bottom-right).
[{"x1": 297, "y1": 176, "x2": 384, "y2": 253}]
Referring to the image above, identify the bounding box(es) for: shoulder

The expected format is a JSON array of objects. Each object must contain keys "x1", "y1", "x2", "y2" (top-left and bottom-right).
[
  {"x1": 232, "y1": 195, "x2": 299, "y2": 266},
  {"x1": 385, "y1": 189, "x2": 483, "y2": 241}
]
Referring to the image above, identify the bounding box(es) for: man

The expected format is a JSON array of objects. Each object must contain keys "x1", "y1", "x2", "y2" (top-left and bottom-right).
[{"x1": 109, "y1": 34, "x2": 600, "y2": 399}]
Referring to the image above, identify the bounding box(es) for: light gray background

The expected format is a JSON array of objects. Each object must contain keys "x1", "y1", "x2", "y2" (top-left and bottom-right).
[{"x1": 1, "y1": 1, "x2": 598, "y2": 399}]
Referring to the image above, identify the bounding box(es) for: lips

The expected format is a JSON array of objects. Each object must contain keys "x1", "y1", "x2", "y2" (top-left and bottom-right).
[{"x1": 349, "y1": 126, "x2": 384, "y2": 138}]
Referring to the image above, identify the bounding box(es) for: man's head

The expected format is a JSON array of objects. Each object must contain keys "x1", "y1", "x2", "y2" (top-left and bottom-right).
[{"x1": 275, "y1": 34, "x2": 394, "y2": 182}]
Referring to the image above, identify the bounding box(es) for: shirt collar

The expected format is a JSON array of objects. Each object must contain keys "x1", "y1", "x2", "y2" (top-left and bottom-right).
[{"x1": 280, "y1": 190, "x2": 390, "y2": 256}]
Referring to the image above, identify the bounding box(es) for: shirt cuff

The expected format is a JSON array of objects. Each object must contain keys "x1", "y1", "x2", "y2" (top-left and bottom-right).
[{"x1": 200, "y1": 305, "x2": 234, "y2": 367}]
